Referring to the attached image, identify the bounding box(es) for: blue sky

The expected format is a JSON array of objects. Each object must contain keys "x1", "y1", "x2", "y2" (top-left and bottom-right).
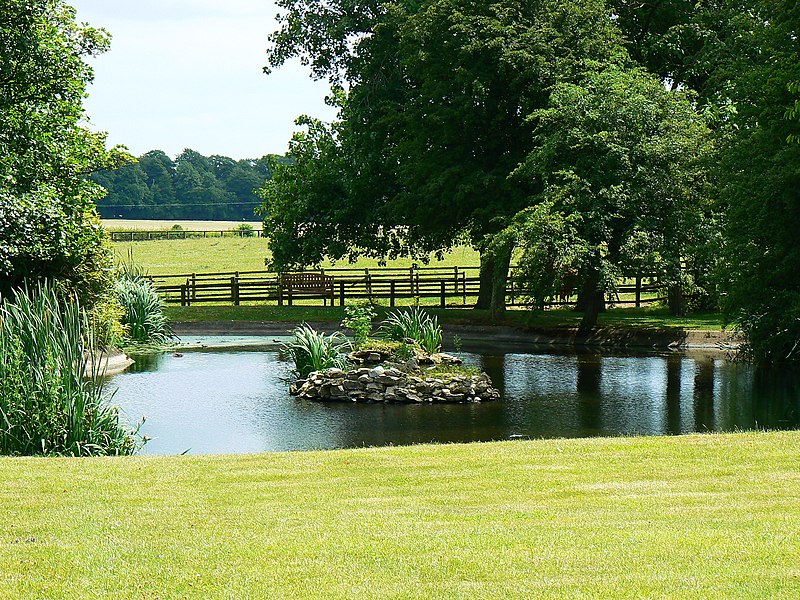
[{"x1": 72, "y1": 0, "x2": 336, "y2": 159}]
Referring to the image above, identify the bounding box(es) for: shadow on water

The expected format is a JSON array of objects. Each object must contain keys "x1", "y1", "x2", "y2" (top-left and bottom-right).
[{"x1": 110, "y1": 345, "x2": 800, "y2": 455}]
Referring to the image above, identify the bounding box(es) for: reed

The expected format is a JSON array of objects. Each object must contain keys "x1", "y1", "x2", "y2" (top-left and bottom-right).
[
  {"x1": 115, "y1": 261, "x2": 173, "y2": 345},
  {"x1": 379, "y1": 306, "x2": 443, "y2": 353},
  {"x1": 0, "y1": 283, "x2": 141, "y2": 456},
  {"x1": 283, "y1": 323, "x2": 351, "y2": 378}
]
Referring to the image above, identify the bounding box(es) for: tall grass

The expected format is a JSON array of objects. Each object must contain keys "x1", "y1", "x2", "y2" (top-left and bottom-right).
[
  {"x1": 380, "y1": 306, "x2": 443, "y2": 353},
  {"x1": 115, "y1": 261, "x2": 172, "y2": 345},
  {"x1": 0, "y1": 283, "x2": 141, "y2": 456},
  {"x1": 282, "y1": 323, "x2": 350, "y2": 378}
]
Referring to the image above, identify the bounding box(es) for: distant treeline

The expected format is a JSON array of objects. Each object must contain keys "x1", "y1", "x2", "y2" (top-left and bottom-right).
[{"x1": 91, "y1": 149, "x2": 287, "y2": 221}]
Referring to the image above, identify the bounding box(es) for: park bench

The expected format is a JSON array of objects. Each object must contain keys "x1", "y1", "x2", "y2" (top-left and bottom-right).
[{"x1": 278, "y1": 273, "x2": 335, "y2": 306}]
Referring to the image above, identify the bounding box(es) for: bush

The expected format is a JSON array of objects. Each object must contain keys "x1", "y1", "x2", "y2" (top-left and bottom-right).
[
  {"x1": 379, "y1": 306, "x2": 442, "y2": 354},
  {"x1": 283, "y1": 323, "x2": 350, "y2": 378},
  {"x1": 0, "y1": 282, "x2": 142, "y2": 456},
  {"x1": 114, "y1": 264, "x2": 172, "y2": 346},
  {"x1": 235, "y1": 223, "x2": 256, "y2": 237},
  {"x1": 341, "y1": 301, "x2": 377, "y2": 346}
]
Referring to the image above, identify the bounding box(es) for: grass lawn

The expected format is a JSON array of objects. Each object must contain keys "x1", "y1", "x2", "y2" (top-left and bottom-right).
[
  {"x1": 165, "y1": 304, "x2": 725, "y2": 331},
  {"x1": 111, "y1": 237, "x2": 481, "y2": 275},
  {"x1": 1, "y1": 432, "x2": 798, "y2": 598}
]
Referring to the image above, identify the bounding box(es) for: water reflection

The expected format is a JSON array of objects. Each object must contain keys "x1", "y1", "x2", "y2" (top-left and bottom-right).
[{"x1": 109, "y1": 348, "x2": 800, "y2": 455}]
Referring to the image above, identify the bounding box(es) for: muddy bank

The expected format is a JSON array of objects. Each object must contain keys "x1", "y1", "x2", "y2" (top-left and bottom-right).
[{"x1": 172, "y1": 320, "x2": 738, "y2": 351}]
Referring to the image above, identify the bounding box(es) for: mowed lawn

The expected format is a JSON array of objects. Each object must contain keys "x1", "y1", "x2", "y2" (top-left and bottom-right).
[
  {"x1": 111, "y1": 237, "x2": 481, "y2": 275},
  {"x1": 1, "y1": 432, "x2": 798, "y2": 598}
]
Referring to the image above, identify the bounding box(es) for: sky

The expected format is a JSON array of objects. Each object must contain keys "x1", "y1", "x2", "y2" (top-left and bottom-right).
[{"x1": 71, "y1": 0, "x2": 336, "y2": 160}]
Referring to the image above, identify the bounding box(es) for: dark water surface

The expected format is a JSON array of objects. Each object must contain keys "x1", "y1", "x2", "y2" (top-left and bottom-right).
[{"x1": 110, "y1": 340, "x2": 800, "y2": 455}]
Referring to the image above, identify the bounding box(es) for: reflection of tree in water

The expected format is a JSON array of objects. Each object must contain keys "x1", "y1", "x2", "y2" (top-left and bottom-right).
[
  {"x1": 693, "y1": 358, "x2": 716, "y2": 432},
  {"x1": 576, "y1": 353, "x2": 603, "y2": 434},
  {"x1": 665, "y1": 354, "x2": 683, "y2": 435},
  {"x1": 751, "y1": 366, "x2": 800, "y2": 429}
]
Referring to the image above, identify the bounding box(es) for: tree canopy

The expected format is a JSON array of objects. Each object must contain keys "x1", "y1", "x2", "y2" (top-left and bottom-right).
[
  {"x1": 91, "y1": 149, "x2": 279, "y2": 221},
  {"x1": 0, "y1": 0, "x2": 124, "y2": 301}
]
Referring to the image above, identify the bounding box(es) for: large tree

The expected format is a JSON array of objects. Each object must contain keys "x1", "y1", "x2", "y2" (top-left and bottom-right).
[
  {"x1": 510, "y1": 67, "x2": 713, "y2": 329},
  {"x1": 0, "y1": 0, "x2": 124, "y2": 301},
  {"x1": 261, "y1": 0, "x2": 627, "y2": 313}
]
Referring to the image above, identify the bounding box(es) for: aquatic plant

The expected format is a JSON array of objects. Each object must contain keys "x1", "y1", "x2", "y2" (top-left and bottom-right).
[
  {"x1": 380, "y1": 306, "x2": 442, "y2": 353},
  {"x1": 0, "y1": 282, "x2": 142, "y2": 456},
  {"x1": 283, "y1": 323, "x2": 350, "y2": 378},
  {"x1": 114, "y1": 261, "x2": 172, "y2": 345}
]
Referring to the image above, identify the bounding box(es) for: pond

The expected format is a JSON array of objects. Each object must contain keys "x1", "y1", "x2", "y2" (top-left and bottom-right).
[{"x1": 109, "y1": 336, "x2": 800, "y2": 455}]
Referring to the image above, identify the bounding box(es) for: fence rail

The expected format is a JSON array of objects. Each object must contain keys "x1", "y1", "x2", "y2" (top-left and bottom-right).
[
  {"x1": 150, "y1": 266, "x2": 663, "y2": 309},
  {"x1": 110, "y1": 229, "x2": 264, "y2": 241}
]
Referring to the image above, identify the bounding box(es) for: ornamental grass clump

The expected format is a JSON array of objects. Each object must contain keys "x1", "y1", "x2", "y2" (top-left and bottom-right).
[
  {"x1": 0, "y1": 283, "x2": 142, "y2": 456},
  {"x1": 283, "y1": 323, "x2": 350, "y2": 378},
  {"x1": 114, "y1": 262, "x2": 172, "y2": 346},
  {"x1": 380, "y1": 306, "x2": 442, "y2": 354}
]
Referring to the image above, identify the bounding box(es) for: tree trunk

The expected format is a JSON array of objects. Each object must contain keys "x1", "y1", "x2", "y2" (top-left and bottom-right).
[
  {"x1": 489, "y1": 238, "x2": 513, "y2": 321},
  {"x1": 668, "y1": 283, "x2": 685, "y2": 316},
  {"x1": 578, "y1": 268, "x2": 605, "y2": 333},
  {"x1": 475, "y1": 248, "x2": 495, "y2": 310}
]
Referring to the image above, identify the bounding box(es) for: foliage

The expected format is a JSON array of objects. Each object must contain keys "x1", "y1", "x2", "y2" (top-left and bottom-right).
[
  {"x1": 234, "y1": 223, "x2": 256, "y2": 237},
  {"x1": 114, "y1": 263, "x2": 173, "y2": 346},
  {"x1": 0, "y1": 282, "x2": 141, "y2": 456},
  {"x1": 282, "y1": 323, "x2": 350, "y2": 378},
  {"x1": 380, "y1": 306, "x2": 442, "y2": 353},
  {"x1": 0, "y1": 0, "x2": 126, "y2": 304},
  {"x1": 715, "y1": 1, "x2": 800, "y2": 362},
  {"x1": 92, "y1": 149, "x2": 281, "y2": 221},
  {"x1": 341, "y1": 301, "x2": 377, "y2": 346},
  {"x1": 513, "y1": 67, "x2": 713, "y2": 329},
  {"x1": 261, "y1": 0, "x2": 629, "y2": 311}
]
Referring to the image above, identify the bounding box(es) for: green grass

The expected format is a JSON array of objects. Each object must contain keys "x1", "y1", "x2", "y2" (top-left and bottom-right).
[
  {"x1": 111, "y1": 237, "x2": 481, "y2": 275},
  {"x1": 1, "y1": 432, "x2": 798, "y2": 598},
  {"x1": 165, "y1": 304, "x2": 725, "y2": 331}
]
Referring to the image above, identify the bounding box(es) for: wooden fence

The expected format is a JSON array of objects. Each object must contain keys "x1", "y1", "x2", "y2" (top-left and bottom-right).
[
  {"x1": 110, "y1": 229, "x2": 264, "y2": 241},
  {"x1": 149, "y1": 266, "x2": 663, "y2": 309}
]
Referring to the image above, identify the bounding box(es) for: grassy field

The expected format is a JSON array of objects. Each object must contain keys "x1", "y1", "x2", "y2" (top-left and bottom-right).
[
  {"x1": 1, "y1": 432, "x2": 798, "y2": 598},
  {"x1": 102, "y1": 219, "x2": 262, "y2": 231},
  {"x1": 111, "y1": 237, "x2": 481, "y2": 275},
  {"x1": 165, "y1": 304, "x2": 725, "y2": 331}
]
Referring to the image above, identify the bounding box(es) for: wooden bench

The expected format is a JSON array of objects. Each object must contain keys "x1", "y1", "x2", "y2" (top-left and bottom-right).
[{"x1": 278, "y1": 273, "x2": 335, "y2": 306}]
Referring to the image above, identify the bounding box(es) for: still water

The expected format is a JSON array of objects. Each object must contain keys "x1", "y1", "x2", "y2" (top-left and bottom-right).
[{"x1": 109, "y1": 340, "x2": 800, "y2": 455}]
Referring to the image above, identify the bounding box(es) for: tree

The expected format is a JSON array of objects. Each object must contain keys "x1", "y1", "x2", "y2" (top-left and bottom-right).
[
  {"x1": 0, "y1": 0, "x2": 124, "y2": 301},
  {"x1": 717, "y1": 0, "x2": 800, "y2": 362},
  {"x1": 511, "y1": 67, "x2": 713, "y2": 330},
  {"x1": 262, "y1": 0, "x2": 627, "y2": 314}
]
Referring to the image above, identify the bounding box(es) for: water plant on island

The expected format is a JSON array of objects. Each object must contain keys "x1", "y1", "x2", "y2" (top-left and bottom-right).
[
  {"x1": 282, "y1": 323, "x2": 351, "y2": 378},
  {"x1": 0, "y1": 283, "x2": 143, "y2": 456},
  {"x1": 379, "y1": 306, "x2": 443, "y2": 354},
  {"x1": 341, "y1": 300, "x2": 377, "y2": 346}
]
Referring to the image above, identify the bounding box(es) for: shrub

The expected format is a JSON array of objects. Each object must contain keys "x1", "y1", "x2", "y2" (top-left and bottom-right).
[
  {"x1": 380, "y1": 306, "x2": 442, "y2": 353},
  {"x1": 283, "y1": 323, "x2": 350, "y2": 378},
  {"x1": 235, "y1": 223, "x2": 256, "y2": 237},
  {"x1": 0, "y1": 282, "x2": 142, "y2": 456},
  {"x1": 341, "y1": 301, "x2": 377, "y2": 345}
]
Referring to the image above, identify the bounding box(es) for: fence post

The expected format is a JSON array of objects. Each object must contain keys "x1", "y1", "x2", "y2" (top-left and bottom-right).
[
  {"x1": 339, "y1": 281, "x2": 345, "y2": 307},
  {"x1": 440, "y1": 280, "x2": 446, "y2": 308},
  {"x1": 454, "y1": 266, "x2": 459, "y2": 293},
  {"x1": 462, "y1": 272, "x2": 467, "y2": 305},
  {"x1": 191, "y1": 273, "x2": 196, "y2": 302},
  {"x1": 180, "y1": 284, "x2": 186, "y2": 307},
  {"x1": 231, "y1": 276, "x2": 240, "y2": 306},
  {"x1": 390, "y1": 281, "x2": 396, "y2": 307},
  {"x1": 185, "y1": 278, "x2": 191, "y2": 307},
  {"x1": 278, "y1": 278, "x2": 283, "y2": 306},
  {"x1": 635, "y1": 275, "x2": 642, "y2": 308}
]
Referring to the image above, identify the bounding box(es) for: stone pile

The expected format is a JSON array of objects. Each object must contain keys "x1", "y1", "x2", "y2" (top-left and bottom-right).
[{"x1": 291, "y1": 365, "x2": 500, "y2": 404}]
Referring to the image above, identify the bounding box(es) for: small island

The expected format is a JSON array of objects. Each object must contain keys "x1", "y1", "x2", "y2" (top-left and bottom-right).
[{"x1": 285, "y1": 305, "x2": 500, "y2": 404}]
